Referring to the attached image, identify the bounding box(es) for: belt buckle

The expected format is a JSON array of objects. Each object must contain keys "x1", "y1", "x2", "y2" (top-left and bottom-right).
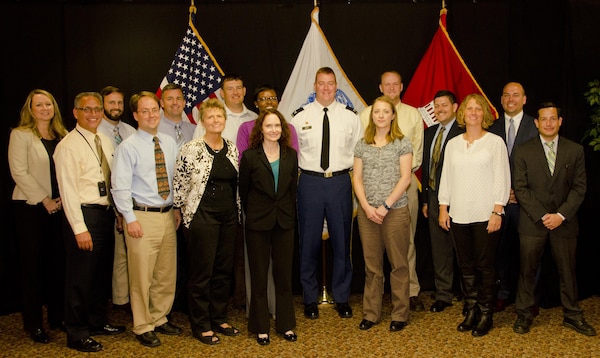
[{"x1": 324, "y1": 171, "x2": 333, "y2": 178}]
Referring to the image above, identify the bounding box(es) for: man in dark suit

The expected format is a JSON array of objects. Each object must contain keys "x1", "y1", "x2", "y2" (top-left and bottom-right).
[
  {"x1": 488, "y1": 82, "x2": 538, "y2": 312},
  {"x1": 512, "y1": 102, "x2": 595, "y2": 336},
  {"x1": 421, "y1": 90, "x2": 464, "y2": 312}
]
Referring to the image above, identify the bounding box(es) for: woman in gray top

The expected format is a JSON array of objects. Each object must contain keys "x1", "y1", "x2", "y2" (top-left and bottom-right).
[{"x1": 353, "y1": 96, "x2": 413, "y2": 332}]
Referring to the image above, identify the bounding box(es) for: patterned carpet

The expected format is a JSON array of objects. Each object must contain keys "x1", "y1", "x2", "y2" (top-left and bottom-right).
[{"x1": 1, "y1": 293, "x2": 599, "y2": 357}]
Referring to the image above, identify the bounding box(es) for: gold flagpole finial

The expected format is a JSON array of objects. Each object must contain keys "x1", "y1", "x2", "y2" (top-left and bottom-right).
[{"x1": 190, "y1": 0, "x2": 196, "y2": 14}]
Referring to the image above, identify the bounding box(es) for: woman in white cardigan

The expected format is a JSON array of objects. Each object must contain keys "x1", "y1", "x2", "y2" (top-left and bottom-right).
[{"x1": 8, "y1": 89, "x2": 68, "y2": 343}]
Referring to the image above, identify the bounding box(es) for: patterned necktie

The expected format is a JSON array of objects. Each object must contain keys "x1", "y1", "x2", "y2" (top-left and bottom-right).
[
  {"x1": 113, "y1": 125, "x2": 123, "y2": 145},
  {"x1": 175, "y1": 123, "x2": 184, "y2": 146},
  {"x1": 154, "y1": 136, "x2": 170, "y2": 199},
  {"x1": 429, "y1": 126, "x2": 445, "y2": 191},
  {"x1": 321, "y1": 108, "x2": 330, "y2": 171},
  {"x1": 507, "y1": 118, "x2": 515, "y2": 155},
  {"x1": 545, "y1": 141, "x2": 556, "y2": 175},
  {"x1": 95, "y1": 135, "x2": 113, "y2": 204}
]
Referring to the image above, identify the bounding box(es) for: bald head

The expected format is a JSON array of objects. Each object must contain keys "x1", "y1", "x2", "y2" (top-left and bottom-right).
[{"x1": 501, "y1": 82, "x2": 527, "y2": 117}]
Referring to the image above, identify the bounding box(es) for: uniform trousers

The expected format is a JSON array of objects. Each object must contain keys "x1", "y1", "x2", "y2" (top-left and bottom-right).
[
  {"x1": 246, "y1": 224, "x2": 296, "y2": 334},
  {"x1": 357, "y1": 205, "x2": 410, "y2": 322},
  {"x1": 298, "y1": 172, "x2": 353, "y2": 305},
  {"x1": 63, "y1": 206, "x2": 114, "y2": 342},
  {"x1": 14, "y1": 200, "x2": 65, "y2": 330},
  {"x1": 125, "y1": 209, "x2": 177, "y2": 335},
  {"x1": 184, "y1": 205, "x2": 237, "y2": 333}
]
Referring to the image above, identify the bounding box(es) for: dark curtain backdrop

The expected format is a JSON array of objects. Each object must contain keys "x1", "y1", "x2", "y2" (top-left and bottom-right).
[{"x1": 1, "y1": 0, "x2": 599, "y2": 315}]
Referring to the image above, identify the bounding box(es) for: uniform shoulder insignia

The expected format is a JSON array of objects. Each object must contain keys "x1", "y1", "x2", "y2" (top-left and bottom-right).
[
  {"x1": 345, "y1": 105, "x2": 357, "y2": 114},
  {"x1": 292, "y1": 107, "x2": 304, "y2": 117}
]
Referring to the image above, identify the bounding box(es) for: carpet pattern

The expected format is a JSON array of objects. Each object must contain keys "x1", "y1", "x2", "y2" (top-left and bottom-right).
[{"x1": 1, "y1": 293, "x2": 599, "y2": 357}]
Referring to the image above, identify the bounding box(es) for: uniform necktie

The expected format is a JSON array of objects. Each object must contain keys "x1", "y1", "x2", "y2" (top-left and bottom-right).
[
  {"x1": 429, "y1": 126, "x2": 445, "y2": 191},
  {"x1": 507, "y1": 118, "x2": 515, "y2": 155},
  {"x1": 545, "y1": 141, "x2": 556, "y2": 175},
  {"x1": 175, "y1": 123, "x2": 184, "y2": 146},
  {"x1": 95, "y1": 135, "x2": 113, "y2": 204},
  {"x1": 321, "y1": 108, "x2": 330, "y2": 171},
  {"x1": 154, "y1": 136, "x2": 170, "y2": 199}
]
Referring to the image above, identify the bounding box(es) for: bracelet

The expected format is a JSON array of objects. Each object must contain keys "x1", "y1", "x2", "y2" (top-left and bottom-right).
[
  {"x1": 383, "y1": 202, "x2": 391, "y2": 211},
  {"x1": 491, "y1": 211, "x2": 504, "y2": 217}
]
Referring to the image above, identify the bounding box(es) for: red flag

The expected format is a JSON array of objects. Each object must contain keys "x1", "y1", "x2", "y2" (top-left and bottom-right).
[
  {"x1": 156, "y1": 5, "x2": 224, "y2": 124},
  {"x1": 403, "y1": 9, "x2": 498, "y2": 127}
]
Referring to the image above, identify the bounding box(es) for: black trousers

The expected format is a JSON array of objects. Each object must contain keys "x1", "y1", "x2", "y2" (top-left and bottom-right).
[
  {"x1": 246, "y1": 224, "x2": 296, "y2": 334},
  {"x1": 63, "y1": 206, "x2": 114, "y2": 342},
  {"x1": 184, "y1": 205, "x2": 237, "y2": 333},
  {"x1": 14, "y1": 200, "x2": 65, "y2": 330},
  {"x1": 451, "y1": 221, "x2": 500, "y2": 309}
]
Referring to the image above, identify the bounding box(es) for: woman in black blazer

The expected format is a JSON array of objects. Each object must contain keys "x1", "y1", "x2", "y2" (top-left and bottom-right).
[{"x1": 239, "y1": 109, "x2": 298, "y2": 346}]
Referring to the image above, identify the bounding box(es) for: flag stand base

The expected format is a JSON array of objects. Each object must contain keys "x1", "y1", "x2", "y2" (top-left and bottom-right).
[{"x1": 319, "y1": 286, "x2": 334, "y2": 305}]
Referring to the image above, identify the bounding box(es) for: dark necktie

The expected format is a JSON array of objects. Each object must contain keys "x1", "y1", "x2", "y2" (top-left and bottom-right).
[
  {"x1": 429, "y1": 126, "x2": 445, "y2": 191},
  {"x1": 154, "y1": 136, "x2": 170, "y2": 199},
  {"x1": 507, "y1": 117, "x2": 515, "y2": 155},
  {"x1": 95, "y1": 135, "x2": 113, "y2": 204},
  {"x1": 321, "y1": 108, "x2": 330, "y2": 171}
]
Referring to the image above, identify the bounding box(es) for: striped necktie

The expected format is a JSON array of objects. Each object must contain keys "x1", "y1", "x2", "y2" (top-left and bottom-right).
[
  {"x1": 95, "y1": 135, "x2": 113, "y2": 205},
  {"x1": 429, "y1": 126, "x2": 445, "y2": 191},
  {"x1": 545, "y1": 141, "x2": 556, "y2": 175},
  {"x1": 154, "y1": 136, "x2": 170, "y2": 199}
]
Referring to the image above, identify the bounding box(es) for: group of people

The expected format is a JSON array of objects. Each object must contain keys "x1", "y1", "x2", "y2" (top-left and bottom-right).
[{"x1": 8, "y1": 68, "x2": 595, "y2": 353}]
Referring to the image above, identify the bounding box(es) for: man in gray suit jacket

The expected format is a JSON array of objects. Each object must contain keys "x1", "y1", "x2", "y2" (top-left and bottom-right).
[
  {"x1": 512, "y1": 102, "x2": 595, "y2": 336},
  {"x1": 488, "y1": 82, "x2": 538, "y2": 312}
]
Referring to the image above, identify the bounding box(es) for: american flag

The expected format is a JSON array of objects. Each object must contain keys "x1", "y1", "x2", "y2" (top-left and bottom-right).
[{"x1": 157, "y1": 8, "x2": 223, "y2": 124}]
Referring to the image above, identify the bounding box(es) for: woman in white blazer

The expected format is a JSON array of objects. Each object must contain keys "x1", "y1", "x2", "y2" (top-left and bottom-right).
[{"x1": 8, "y1": 89, "x2": 68, "y2": 343}]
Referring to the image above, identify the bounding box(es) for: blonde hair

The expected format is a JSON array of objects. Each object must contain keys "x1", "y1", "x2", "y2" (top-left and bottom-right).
[
  {"x1": 456, "y1": 94, "x2": 495, "y2": 129},
  {"x1": 363, "y1": 96, "x2": 404, "y2": 144},
  {"x1": 17, "y1": 89, "x2": 67, "y2": 139}
]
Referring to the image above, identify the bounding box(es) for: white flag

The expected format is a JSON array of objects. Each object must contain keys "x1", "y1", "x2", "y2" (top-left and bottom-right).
[{"x1": 278, "y1": 7, "x2": 366, "y2": 119}]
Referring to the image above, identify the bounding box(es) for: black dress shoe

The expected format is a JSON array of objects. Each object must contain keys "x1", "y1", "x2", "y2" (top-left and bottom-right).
[
  {"x1": 304, "y1": 302, "x2": 319, "y2": 319},
  {"x1": 563, "y1": 317, "x2": 597, "y2": 336},
  {"x1": 136, "y1": 331, "x2": 161, "y2": 347},
  {"x1": 282, "y1": 331, "x2": 297, "y2": 342},
  {"x1": 156, "y1": 322, "x2": 183, "y2": 335},
  {"x1": 335, "y1": 302, "x2": 353, "y2": 318},
  {"x1": 29, "y1": 328, "x2": 50, "y2": 344},
  {"x1": 430, "y1": 300, "x2": 453, "y2": 312},
  {"x1": 67, "y1": 337, "x2": 103, "y2": 352},
  {"x1": 90, "y1": 324, "x2": 126, "y2": 336},
  {"x1": 358, "y1": 319, "x2": 375, "y2": 330},
  {"x1": 409, "y1": 296, "x2": 425, "y2": 312},
  {"x1": 390, "y1": 321, "x2": 407, "y2": 332},
  {"x1": 513, "y1": 315, "x2": 533, "y2": 334},
  {"x1": 257, "y1": 334, "x2": 270, "y2": 345}
]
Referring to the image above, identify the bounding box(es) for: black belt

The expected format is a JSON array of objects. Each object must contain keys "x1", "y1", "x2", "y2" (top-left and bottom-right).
[
  {"x1": 301, "y1": 168, "x2": 351, "y2": 178},
  {"x1": 81, "y1": 203, "x2": 111, "y2": 210},
  {"x1": 133, "y1": 204, "x2": 173, "y2": 213}
]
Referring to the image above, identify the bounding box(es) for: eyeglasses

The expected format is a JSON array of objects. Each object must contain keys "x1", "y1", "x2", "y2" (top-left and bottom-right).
[
  {"x1": 256, "y1": 96, "x2": 278, "y2": 102},
  {"x1": 138, "y1": 108, "x2": 160, "y2": 115},
  {"x1": 76, "y1": 107, "x2": 103, "y2": 114}
]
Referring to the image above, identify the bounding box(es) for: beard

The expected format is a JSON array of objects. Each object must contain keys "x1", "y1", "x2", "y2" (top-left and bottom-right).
[{"x1": 104, "y1": 109, "x2": 123, "y2": 121}]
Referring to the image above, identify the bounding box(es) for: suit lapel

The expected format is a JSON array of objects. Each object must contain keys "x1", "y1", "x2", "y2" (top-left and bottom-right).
[{"x1": 257, "y1": 147, "x2": 277, "y2": 197}]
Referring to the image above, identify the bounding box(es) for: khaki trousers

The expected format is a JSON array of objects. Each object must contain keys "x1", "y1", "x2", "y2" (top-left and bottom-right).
[
  {"x1": 125, "y1": 209, "x2": 177, "y2": 335},
  {"x1": 407, "y1": 174, "x2": 420, "y2": 297},
  {"x1": 112, "y1": 225, "x2": 129, "y2": 305},
  {"x1": 358, "y1": 205, "x2": 410, "y2": 322}
]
